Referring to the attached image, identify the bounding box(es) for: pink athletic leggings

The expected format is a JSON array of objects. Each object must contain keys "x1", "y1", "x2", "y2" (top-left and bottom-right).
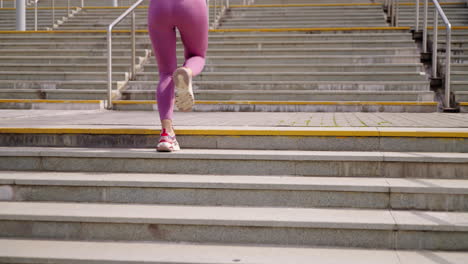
[{"x1": 148, "y1": 0, "x2": 209, "y2": 121}]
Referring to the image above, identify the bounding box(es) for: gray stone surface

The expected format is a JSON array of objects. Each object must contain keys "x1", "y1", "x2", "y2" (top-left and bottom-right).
[
  {"x1": 0, "y1": 110, "x2": 467, "y2": 128},
  {"x1": 2, "y1": 238, "x2": 468, "y2": 264}
]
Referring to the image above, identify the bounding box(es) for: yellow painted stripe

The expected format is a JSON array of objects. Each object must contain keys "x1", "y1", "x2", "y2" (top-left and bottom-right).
[
  {"x1": 230, "y1": 3, "x2": 382, "y2": 7},
  {"x1": 460, "y1": 102, "x2": 468, "y2": 106},
  {"x1": 211, "y1": 27, "x2": 411, "y2": 32},
  {"x1": 0, "y1": 128, "x2": 467, "y2": 138},
  {"x1": 113, "y1": 100, "x2": 437, "y2": 106},
  {"x1": 428, "y1": 26, "x2": 468, "y2": 30},
  {"x1": 0, "y1": 7, "x2": 78, "y2": 10},
  {"x1": 0, "y1": 99, "x2": 102, "y2": 104},
  {"x1": 0, "y1": 27, "x2": 410, "y2": 34},
  {"x1": 400, "y1": 2, "x2": 465, "y2": 6}
]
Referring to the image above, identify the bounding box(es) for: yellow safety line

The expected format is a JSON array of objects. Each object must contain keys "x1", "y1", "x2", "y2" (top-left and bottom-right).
[
  {"x1": 400, "y1": 2, "x2": 464, "y2": 6},
  {"x1": 0, "y1": 99, "x2": 102, "y2": 104},
  {"x1": 0, "y1": 7, "x2": 79, "y2": 10},
  {"x1": 230, "y1": 3, "x2": 382, "y2": 7},
  {"x1": 460, "y1": 102, "x2": 468, "y2": 106},
  {"x1": 113, "y1": 100, "x2": 437, "y2": 106},
  {"x1": 0, "y1": 127, "x2": 466, "y2": 138},
  {"x1": 211, "y1": 27, "x2": 411, "y2": 32},
  {"x1": 0, "y1": 27, "x2": 412, "y2": 34}
]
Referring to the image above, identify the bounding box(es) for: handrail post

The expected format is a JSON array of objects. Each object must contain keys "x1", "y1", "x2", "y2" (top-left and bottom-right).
[
  {"x1": 422, "y1": 0, "x2": 428, "y2": 52},
  {"x1": 432, "y1": 10, "x2": 438, "y2": 78},
  {"x1": 34, "y1": 0, "x2": 38, "y2": 31},
  {"x1": 415, "y1": 0, "x2": 420, "y2": 31},
  {"x1": 131, "y1": 10, "x2": 136, "y2": 79},
  {"x1": 107, "y1": 26, "x2": 113, "y2": 110},
  {"x1": 81, "y1": 0, "x2": 84, "y2": 8},
  {"x1": 106, "y1": 0, "x2": 145, "y2": 110},
  {"x1": 52, "y1": 0, "x2": 55, "y2": 28},
  {"x1": 67, "y1": 0, "x2": 70, "y2": 16},
  {"x1": 445, "y1": 23, "x2": 452, "y2": 108},
  {"x1": 395, "y1": 0, "x2": 399, "y2": 27},
  {"x1": 207, "y1": 0, "x2": 210, "y2": 29},
  {"x1": 1, "y1": 0, "x2": 3, "y2": 9}
]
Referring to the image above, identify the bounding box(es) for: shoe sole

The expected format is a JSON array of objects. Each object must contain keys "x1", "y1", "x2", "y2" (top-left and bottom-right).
[
  {"x1": 156, "y1": 141, "x2": 181, "y2": 152},
  {"x1": 173, "y1": 67, "x2": 195, "y2": 112}
]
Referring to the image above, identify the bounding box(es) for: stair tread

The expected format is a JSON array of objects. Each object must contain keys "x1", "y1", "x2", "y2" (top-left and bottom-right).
[
  {"x1": 1, "y1": 201, "x2": 468, "y2": 231},
  {"x1": 1, "y1": 238, "x2": 467, "y2": 264},
  {"x1": 1, "y1": 171, "x2": 468, "y2": 194},
  {"x1": 0, "y1": 147, "x2": 467, "y2": 163}
]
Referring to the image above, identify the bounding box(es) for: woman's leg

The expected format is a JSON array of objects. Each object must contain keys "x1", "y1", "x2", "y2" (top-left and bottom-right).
[
  {"x1": 148, "y1": 1, "x2": 177, "y2": 134},
  {"x1": 175, "y1": 0, "x2": 209, "y2": 76}
]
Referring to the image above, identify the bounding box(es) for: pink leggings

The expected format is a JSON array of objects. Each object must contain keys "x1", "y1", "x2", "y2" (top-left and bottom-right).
[{"x1": 148, "y1": 0, "x2": 209, "y2": 121}]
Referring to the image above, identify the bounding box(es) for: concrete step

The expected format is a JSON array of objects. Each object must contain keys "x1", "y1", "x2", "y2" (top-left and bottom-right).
[
  {"x1": 1, "y1": 171, "x2": 468, "y2": 210},
  {"x1": 145, "y1": 63, "x2": 425, "y2": 73},
  {"x1": 127, "y1": 80, "x2": 430, "y2": 91},
  {"x1": 0, "y1": 88, "x2": 107, "y2": 100},
  {"x1": 0, "y1": 80, "x2": 120, "y2": 90},
  {"x1": 0, "y1": 98, "x2": 437, "y2": 112},
  {"x1": 0, "y1": 54, "x2": 421, "y2": 65},
  {"x1": 4, "y1": 126, "x2": 466, "y2": 152},
  {"x1": 218, "y1": 23, "x2": 390, "y2": 29},
  {"x1": 455, "y1": 91, "x2": 468, "y2": 102},
  {"x1": 0, "y1": 55, "x2": 140, "y2": 64},
  {"x1": 0, "y1": 40, "x2": 418, "y2": 49},
  {"x1": 124, "y1": 88, "x2": 434, "y2": 102},
  {"x1": 2, "y1": 239, "x2": 467, "y2": 264},
  {"x1": 452, "y1": 81, "x2": 468, "y2": 91},
  {"x1": 452, "y1": 72, "x2": 468, "y2": 81},
  {"x1": 0, "y1": 33, "x2": 415, "y2": 42},
  {"x1": 0, "y1": 201, "x2": 467, "y2": 249},
  {"x1": 135, "y1": 72, "x2": 428, "y2": 82},
  {"x1": 112, "y1": 100, "x2": 437, "y2": 113},
  {"x1": 1, "y1": 147, "x2": 464, "y2": 178},
  {"x1": 0, "y1": 63, "x2": 136, "y2": 72},
  {"x1": 0, "y1": 48, "x2": 418, "y2": 56},
  {"x1": 0, "y1": 63, "x2": 424, "y2": 73},
  {"x1": 0, "y1": 49, "x2": 148, "y2": 57},
  {"x1": 0, "y1": 71, "x2": 128, "y2": 81}
]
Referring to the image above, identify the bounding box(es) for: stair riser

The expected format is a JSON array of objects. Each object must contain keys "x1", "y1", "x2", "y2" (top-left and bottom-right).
[
  {"x1": 129, "y1": 82, "x2": 430, "y2": 91},
  {"x1": 125, "y1": 91, "x2": 434, "y2": 101},
  {"x1": 0, "y1": 220, "x2": 466, "y2": 250},
  {"x1": 1, "y1": 184, "x2": 465, "y2": 211},
  {"x1": 0, "y1": 133, "x2": 462, "y2": 153},
  {"x1": 0, "y1": 74, "x2": 126, "y2": 81},
  {"x1": 0, "y1": 35, "x2": 414, "y2": 42},
  {"x1": 0, "y1": 57, "x2": 421, "y2": 66},
  {"x1": 0, "y1": 155, "x2": 466, "y2": 179},
  {"x1": 0, "y1": 50, "x2": 418, "y2": 56},
  {"x1": 0, "y1": 42, "x2": 417, "y2": 49},
  {"x1": 114, "y1": 102, "x2": 437, "y2": 113},
  {"x1": 144, "y1": 65, "x2": 424, "y2": 72},
  {"x1": 219, "y1": 24, "x2": 390, "y2": 29},
  {"x1": 137, "y1": 74, "x2": 427, "y2": 82},
  {"x1": 0, "y1": 50, "x2": 147, "y2": 57}
]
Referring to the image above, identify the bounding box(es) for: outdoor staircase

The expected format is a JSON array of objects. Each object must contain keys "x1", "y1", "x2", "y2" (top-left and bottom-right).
[{"x1": 0, "y1": 1, "x2": 468, "y2": 263}]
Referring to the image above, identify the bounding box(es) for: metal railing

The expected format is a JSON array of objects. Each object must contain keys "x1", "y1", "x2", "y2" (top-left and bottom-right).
[
  {"x1": 106, "y1": 0, "x2": 144, "y2": 109},
  {"x1": 207, "y1": 0, "x2": 230, "y2": 29},
  {"x1": 387, "y1": 0, "x2": 453, "y2": 109}
]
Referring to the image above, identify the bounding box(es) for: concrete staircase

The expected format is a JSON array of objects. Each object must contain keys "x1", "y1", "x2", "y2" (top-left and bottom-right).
[
  {"x1": 0, "y1": 118, "x2": 467, "y2": 262},
  {"x1": 397, "y1": 1, "x2": 468, "y2": 111},
  {"x1": 0, "y1": 2, "x2": 440, "y2": 112},
  {"x1": 0, "y1": 2, "x2": 468, "y2": 262}
]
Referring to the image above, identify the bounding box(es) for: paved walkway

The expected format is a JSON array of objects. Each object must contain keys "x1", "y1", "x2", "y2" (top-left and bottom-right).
[{"x1": 1, "y1": 110, "x2": 468, "y2": 129}]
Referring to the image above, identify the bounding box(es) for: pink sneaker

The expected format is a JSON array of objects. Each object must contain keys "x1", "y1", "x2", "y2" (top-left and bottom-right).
[{"x1": 156, "y1": 129, "x2": 181, "y2": 152}]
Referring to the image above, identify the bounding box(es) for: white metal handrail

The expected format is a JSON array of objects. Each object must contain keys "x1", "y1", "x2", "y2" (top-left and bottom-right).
[
  {"x1": 106, "y1": 0, "x2": 144, "y2": 109},
  {"x1": 388, "y1": 0, "x2": 453, "y2": 109},
  {"x1": 207, "y1": 0, "x2": 229, "y2": 29}
]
